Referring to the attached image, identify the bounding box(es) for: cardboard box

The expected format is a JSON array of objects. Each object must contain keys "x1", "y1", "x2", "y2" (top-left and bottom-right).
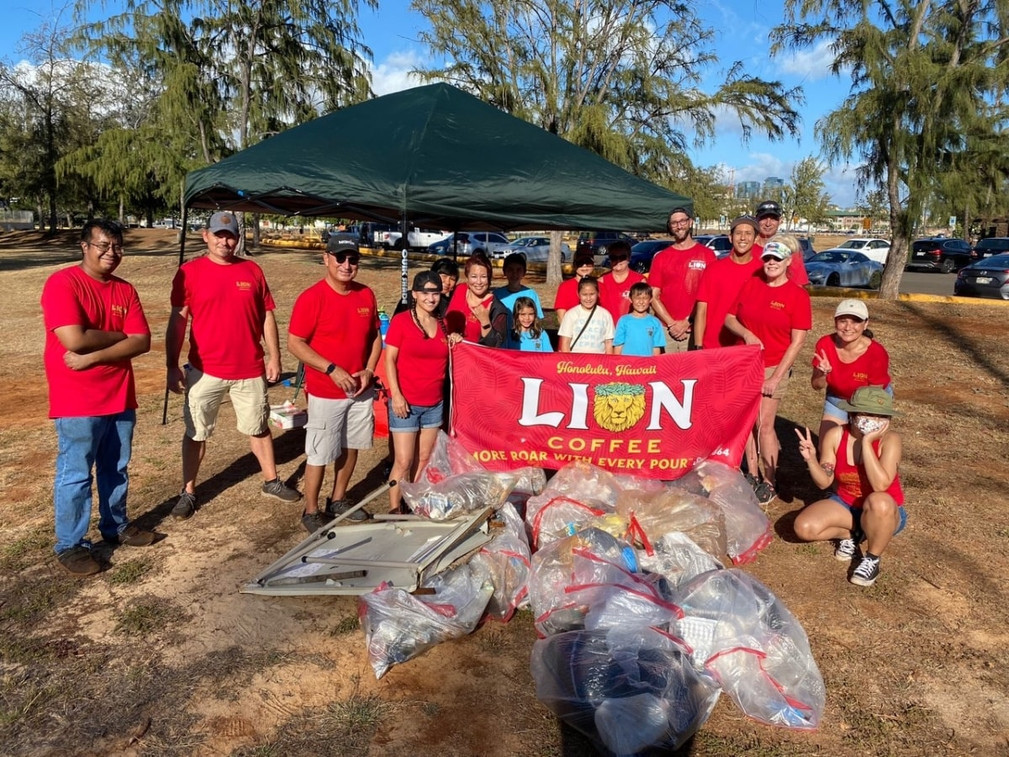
[{"x1": 270, "y1": 402, "x2": 307, "y2": 430}]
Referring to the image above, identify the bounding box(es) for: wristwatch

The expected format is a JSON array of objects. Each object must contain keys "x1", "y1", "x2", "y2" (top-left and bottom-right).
[{"x1": 325, "y1": 363, "x2": 337, "y2": 375}]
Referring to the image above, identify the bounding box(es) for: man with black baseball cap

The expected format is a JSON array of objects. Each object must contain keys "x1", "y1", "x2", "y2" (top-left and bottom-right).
[
  {"x1": 648, "y1": 205, "x2": 714, "y2": 351},
  {"x1": 754, "y1": 200, "x2": 809, "y2": 285}
]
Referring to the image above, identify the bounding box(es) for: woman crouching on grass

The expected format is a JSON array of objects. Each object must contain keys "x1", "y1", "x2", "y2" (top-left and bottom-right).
[
  {"x1": 384, "y1": 271, "x2": 462, "y2": 514},
  {"x1": 793, "y1": 386, "x2": 906, "y2": 587}
]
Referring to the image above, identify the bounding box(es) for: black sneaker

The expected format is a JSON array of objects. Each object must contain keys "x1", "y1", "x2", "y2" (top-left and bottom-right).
[
  {"x1": 262, "y1": 478, "x2": 301, "y2": 503},
  {"x1": 172, "y1": 490, "x2": 196, "y2": 520},
  {"x1": 301, "y1": 511, "x2": 329, "y2": 533},
  {"x1": 753, "y1": 480, "x2": 777, "y2": 506},
  {"x1": 834, "y1": 538, "x2": 857, "y2": 562},
  {"x1": 850, "y1": 555, "x2": 881, "y2": 587},
  {"x1": 58, "y1": 546, "x2": 101, "y2": 576},
  {"x1": 325, "y1": 497, "x2": 369, "y2": 522},
  {"x1": 744, "y1": 472, "x2": 759, "y2": 491}
]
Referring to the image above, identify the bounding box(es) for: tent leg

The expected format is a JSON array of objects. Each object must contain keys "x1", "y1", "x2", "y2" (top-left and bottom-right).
[{"x1": 400, "y1": 211, "x2": 409, "y2": 306}]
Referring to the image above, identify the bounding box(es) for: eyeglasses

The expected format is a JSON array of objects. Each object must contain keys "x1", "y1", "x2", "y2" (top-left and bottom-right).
[
  {"x1": 669, "y1": 219, "x2": 691, "y2": 227},
  {"x1": 329, "y1": 250, "x2": 360, "y2": 265},
  {"x1": 86, "y1": 241, "x2": 124, "y2": 254}
]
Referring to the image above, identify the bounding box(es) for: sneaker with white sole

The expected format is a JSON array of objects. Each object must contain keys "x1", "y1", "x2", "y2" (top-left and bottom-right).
[
  {"x1": 850, "y1": 555, "x2": 880, "y2": 587},
  {"x1": 261, "y1": 478, "x2": 301, "y2": 502},
  {"x1": 325, "y1": 497, "x2": 369, "y2": 522},
  {"x1": 753, "y1": 480, "x2": 776, "y2": 506},
  {"x1": 834, "y1": 538, "x2": 857, "y2": 561}
]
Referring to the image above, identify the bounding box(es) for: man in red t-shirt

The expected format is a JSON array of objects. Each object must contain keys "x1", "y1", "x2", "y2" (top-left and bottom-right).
[
  {"x1": 694, "y1": 215, "x2": 762, "y2": 349},
  {"x1": 597, "y1": 241, "x2": 645, "y2": 320},
  {"x1": 288, "y1": 244, "x2": 383, "y2": 531},
  {"x1": 166, "y1": 212, "x2": 300, "y2": 520},
  {"x1": 754, "y1": 199, "x2": 809, "y2": 286},
  {"x1": 42, "y1": 220, "x2": 155, "y2": 575},
  {"x1": 648, "y1": 206, "x2": 715, "y2": 352}
]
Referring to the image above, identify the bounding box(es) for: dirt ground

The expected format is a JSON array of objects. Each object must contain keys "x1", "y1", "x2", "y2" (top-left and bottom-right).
[{"x1": 2, "y1": 229, "x2": 1008, "y2": 756}]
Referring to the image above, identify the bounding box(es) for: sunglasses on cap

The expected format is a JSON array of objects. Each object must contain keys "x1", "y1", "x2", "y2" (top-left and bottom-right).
[
  {"x1": 609, "y1": 254, "x2": 629, "y2": 262},
  {"x1": 329, "y1": 250, "x2": 360, "y2": 265}
]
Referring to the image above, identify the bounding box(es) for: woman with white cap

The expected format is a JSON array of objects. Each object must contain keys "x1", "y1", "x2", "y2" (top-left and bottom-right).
[
  {"x1": 724, "y1": 233, "x2": 812, "y2": 505},
  {"x1": 810, "y1": 299, "x2": 892, "y2": 446},
  {"x1": 793, "y1": 386, "x2": 906, "y2": 587}
]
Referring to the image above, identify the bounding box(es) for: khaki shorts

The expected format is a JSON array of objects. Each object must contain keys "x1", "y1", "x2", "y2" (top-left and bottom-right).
[
  {"x1": 665, "y1": 332, "x2": 690, "y2": 353},
  {"x1": 184, "y1": 368, "x2": 269, "y2": 441},
  {"x1": 305, "y1": 390, "x2": 375, "y2": 466},
  {"x1": 764, "y1": 365, "x2": 792, "y2": 401}
]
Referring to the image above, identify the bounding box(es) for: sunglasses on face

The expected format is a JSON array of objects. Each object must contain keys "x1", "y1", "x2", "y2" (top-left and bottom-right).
[
  {"x1": 330, "y1": 250, "x2": 360, "y2": 265},
  {"x1": 415, "y1": 287, "x2": 441, "y2": 295}
]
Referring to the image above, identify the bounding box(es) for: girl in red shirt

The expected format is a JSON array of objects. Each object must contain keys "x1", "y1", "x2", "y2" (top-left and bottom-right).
[
  {"x1": 810, "y1": 299, "x2": 892, "y2": 446},
  {"x1": 794, "y1": 386, "x2": 906, "y2": 588},
  {"x1": 385, "y1": 271, "x2": 462, "y2": 513},
  {"x1": 725, "y1": 235, "x2": 812, "y2": 505}
]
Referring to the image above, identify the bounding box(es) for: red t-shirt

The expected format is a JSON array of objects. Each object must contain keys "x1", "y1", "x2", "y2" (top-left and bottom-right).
[
  {"x1": 42, "y1": 266, "x2": 150, "y2": 418},
  {"x1": 552, "y1": 277, "x2": 581, "y2": 314},
  {"x1": 598, "y1": 270, "x2": 645, "y2": 320},
  {"x1": 647, "y1": 243, "x2": 715, "y2": 320},
  {"x1": 834, "y1": 428, "x2": 904, "y2": 507},
  {"x1": 813, "y1": 335, "x2": 891, "y2": 400},
  {"x1": 695, "y1": 255, "x2": 763, "y2": 349},
  {"x1": 170, "y1": 256, "x2": 276, "y2": 380},
  {"x1": 288, "y1": 279, "x2": 379, "y2": 400},
  {"x1": 446, "y1": 286, "x2": 494, "y2": 342},
  {"x1": 732, "y1": 277, "x2": 812, "y2": 367},
  {"x1": 753, "y1": 242, "x2": 810, "y2": 286},
  {"x1": 385, "y1": 311, "x2": 449, "y2": 406}
]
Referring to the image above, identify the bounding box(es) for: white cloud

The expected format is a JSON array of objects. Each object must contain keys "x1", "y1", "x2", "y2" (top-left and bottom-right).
[
  {"x1": 369, "y1": 50, "x2": 426, "y2": 96},
  {"x1": 778, "y1": 38, "x2": 843, "y2": 82}
]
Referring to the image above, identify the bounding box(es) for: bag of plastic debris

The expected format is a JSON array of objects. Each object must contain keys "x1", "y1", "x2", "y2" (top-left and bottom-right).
[
  {"x1": 674, "y1": 460, "x2": 772, "y2": 565},
  {"x1": 674, "y1": 568, "x2": 825, "y2": 729},
  {"x1": 635, "y1": 531, "x2": 723, "y2": 589},
  {"x1": 615, "y1": 487, "x2": 727, "y2": 560},
  {"x1": 358, "y1": 562, "x2": 493, "y2": 679},
  {"x1": 531, "y1": 627, "x2": 720, "y2": 755},
  {"x1": 402, "y1": 470, "x2": 517, "y2": 520},
  {"x1": 470, "y1": 503, "x2": 532, "y2": 622}
]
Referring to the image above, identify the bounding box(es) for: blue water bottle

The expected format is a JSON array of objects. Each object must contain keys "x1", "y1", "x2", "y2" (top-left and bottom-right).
[{"x1": 378, "y1": 309, "x2": 390, "y2": 339}]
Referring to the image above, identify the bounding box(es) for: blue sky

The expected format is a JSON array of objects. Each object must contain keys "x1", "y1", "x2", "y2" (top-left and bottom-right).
[{"x1": 1, "y1": 0, "x2": 860, "y2": 207}]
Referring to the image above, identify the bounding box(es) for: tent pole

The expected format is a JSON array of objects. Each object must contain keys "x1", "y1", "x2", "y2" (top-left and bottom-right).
[
  {"x1": 400, "y1": 210, "x2": 409, "y2": 306},
  {"x1": 164, "y1": 206, "x2": 191, "y2": 425}
]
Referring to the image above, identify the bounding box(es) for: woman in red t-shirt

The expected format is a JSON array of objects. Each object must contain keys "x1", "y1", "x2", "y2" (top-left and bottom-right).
[
  {"x1": 793, "y1": 386, "x2": 906, "y2": 588},
  {"x1": 384, "y1": 271, "x2": 461, "y2": 513},
  {"x1": 810, "y1": 298, "x2": 892, "y2": 446},
  {"x1": 725, "y1": 235, "x2": 812, "y2": 505},
  {"x1": 445, "y1": 254, "x2": 508, "y2": 346}
]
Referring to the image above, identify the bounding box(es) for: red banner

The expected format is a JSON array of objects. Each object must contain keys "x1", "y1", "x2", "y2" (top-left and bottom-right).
[{"x1": 450, "y1": 343, "x2": 763, "y2": 480}]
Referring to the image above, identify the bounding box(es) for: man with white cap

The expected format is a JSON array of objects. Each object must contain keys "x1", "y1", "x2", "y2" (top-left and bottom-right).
[{"x1": 165, "y1": 211, "x2": 300, "y2": 519}]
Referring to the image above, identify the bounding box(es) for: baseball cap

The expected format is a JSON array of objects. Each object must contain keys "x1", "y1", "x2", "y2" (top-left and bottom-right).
[
  {"x1": 573, "y1": 252, "x2": 596, "y2": 267},
  {"x1": 834, "y1": 298, "x2": 869, "y2": 320},
  {"x1": 730, "y1": 215, "x2": 758, "y2": 233},
  {"x1": 668, "y1": 206, "x2": 693, "y2": 219},
  {"x1": 207, "y1": 211, "x2": 239, "y2": 235},
  {"x1": 412, "y1": 270, "x2": 443, "y2": 292},
  {"x1": 837, "y1": 386, "x2": 900, "y2": 416},
  {"x1": 760, "y1": 241, "x2": 791, "y2": 260},
  {"x1": 755, "y1": 200, "x2": 782, "y2": 219}
]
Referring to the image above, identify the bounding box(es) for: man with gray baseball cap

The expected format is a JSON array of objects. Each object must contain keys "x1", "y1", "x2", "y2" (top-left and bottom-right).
[{"x1": 165, "y1": 211, "x2": 301, "y2": 521}]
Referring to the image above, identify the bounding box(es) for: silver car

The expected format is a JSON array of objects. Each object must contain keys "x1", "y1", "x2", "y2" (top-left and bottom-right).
[{"x1": 493, "y1": 235, "x2": 571, "y2": 263}]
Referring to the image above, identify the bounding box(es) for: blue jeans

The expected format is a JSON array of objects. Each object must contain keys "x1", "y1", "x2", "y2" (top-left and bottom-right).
[{"x1": 53, "y1": 410, "x2": 135, "y2": 553}]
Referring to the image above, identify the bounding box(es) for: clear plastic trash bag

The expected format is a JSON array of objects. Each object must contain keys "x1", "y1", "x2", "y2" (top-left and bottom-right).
[
  {"x1": 674, "y1": 568, "x2": 825, "y2": 729},
  {"x1": 531, "y1": 627, "x2": 721, "y2": 755},
  {"x1": 402, "y1": 470, "x2": 517, "y2": 520},
  {"x1": 636, "y1": 531, "x2": 724, "y2": 589},
  {"x1": 469, "y1": 502, "x2": 532, "y2": 622},
  {"x1": 615, "y1": 487, "x2": 727, "y2": 560},
  {"x1": 358, "y1": 561, "x2": 493, "y2": 679}
]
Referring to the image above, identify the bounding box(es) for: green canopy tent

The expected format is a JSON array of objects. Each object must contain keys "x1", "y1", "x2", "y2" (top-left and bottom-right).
[{"x1": 183, "y1": 82, "x2": 691, "y2": 235}]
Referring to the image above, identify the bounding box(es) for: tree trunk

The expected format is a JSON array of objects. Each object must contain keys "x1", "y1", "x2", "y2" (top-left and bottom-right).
[{"x1": 546, "y1": 230, "x2": 563, "y2": 288}]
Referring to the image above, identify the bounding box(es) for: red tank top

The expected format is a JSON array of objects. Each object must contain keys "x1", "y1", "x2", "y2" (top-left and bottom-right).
[{"x1": 833, "y1": 428, "x2": 904, "y2": 507}]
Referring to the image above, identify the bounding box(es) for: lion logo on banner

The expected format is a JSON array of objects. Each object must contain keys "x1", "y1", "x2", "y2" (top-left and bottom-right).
[{"x1": 593, "y1": 382, "x2": 646, "y2": 432}]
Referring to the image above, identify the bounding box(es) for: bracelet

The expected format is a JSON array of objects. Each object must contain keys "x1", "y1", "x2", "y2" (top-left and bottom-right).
[{"x1": 481, "y1": 323, "x2": 491, "y2": 330}]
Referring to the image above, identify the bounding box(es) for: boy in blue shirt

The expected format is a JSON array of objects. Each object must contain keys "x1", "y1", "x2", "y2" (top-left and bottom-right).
[
  {"x1": 614, "y1": 282, "x2": 666, "y2": 356},
  {"x1": 494, "y1": 252, "x2": 544, "y2": 333}
]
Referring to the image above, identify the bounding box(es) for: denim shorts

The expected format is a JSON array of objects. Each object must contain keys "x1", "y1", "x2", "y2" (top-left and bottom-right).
[
  {"x1": 826, "y1": 492, "x2": 907, "y2": 536},
  {"x1": 388, "y1": 400, "x2": 444, "y2": 433}
]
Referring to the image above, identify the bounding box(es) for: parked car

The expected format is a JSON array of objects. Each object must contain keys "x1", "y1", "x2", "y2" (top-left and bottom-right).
[
  {"x1": 972, "y1": 237, "x2": 1009, "y2": 259},
  {"x1": 577, "y1": 230, "x2": 639, "y2": 260},
  {"x1": 805, "y1": 250, "x2": 884, "y2": 289},
  {"x1": 493, "y1": 235, "x2": 570, "y2": 263},
  {"x1": 605, "y1": 239, "x2": 673, "y2": 273},
  {"x1": 797, "y1": 237, "x2": 817, "y2": 261},
  {"x1": 906, "y1": 237, "x2": 976, "y2": 273},
  {"x1": 695, "y1": 234, "x2": 733, "y2": 258},
  {"x1": 954, "y1": 253, "x2": 1009, "y2": 299},
  {"x1": 821, "y1": 237, "x2": 890, "y2": 264},
  {"x1": 427, "y1": 231, "x2": 511, "y2": 258}
]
